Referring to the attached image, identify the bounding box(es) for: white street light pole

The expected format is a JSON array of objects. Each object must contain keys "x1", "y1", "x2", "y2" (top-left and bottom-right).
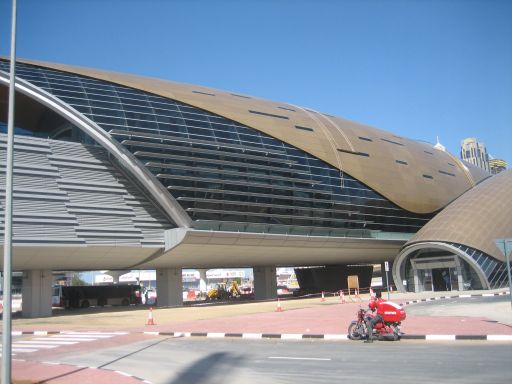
[{"x1": 2, "y1": 0, "x2": 17, "y2": 382}]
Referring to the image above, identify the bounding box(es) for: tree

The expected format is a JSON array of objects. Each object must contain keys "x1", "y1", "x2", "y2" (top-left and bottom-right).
[{"x1": 71, "y1": 273, "x2": 88, "y2": 286}]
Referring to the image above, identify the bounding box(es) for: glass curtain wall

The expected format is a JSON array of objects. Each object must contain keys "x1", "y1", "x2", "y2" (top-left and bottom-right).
[{"x1": 0, "y1": 60, "x2": 433, "y2": 237}]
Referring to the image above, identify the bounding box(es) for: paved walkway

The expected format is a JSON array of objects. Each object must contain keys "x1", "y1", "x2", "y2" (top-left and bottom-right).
[
  {"x1": 9, "y1": 360, "x2": 147, "y2": 384},
  {"x1": 3, "y1": 289, "x2": 511, "y2": 383}
]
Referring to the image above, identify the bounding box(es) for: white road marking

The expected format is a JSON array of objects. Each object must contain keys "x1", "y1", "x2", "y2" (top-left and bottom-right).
[
  {"x1": 61, "y1": 332, "x2": 127, "y2": 335},
  {"x1": 281, "y1": 334, "x2": 303, "y2": 340},
  {"x1": 115, "y1": 371, "x2": 133, "y2": 377},
  {"x1": 268, "y1": 356, "x2": 332, "y2": 361},
  {"x1": 7, "y1": 331, "x2": 126, "y2": 353},
  {"x1": 242, "y1": 333, "x2": 262, "y2": 339},
  {"x1": 19, "y1": 340, "x2": 78, "y2": 345},
  {"x1": 13, "y1": 343, "x2": 57, "y2": 349},
  {"x1": 487, "y1": 335, "x2": 512, "y2": 341},
  {"x1": 207, "y1": 333, "x2": 226, "y2": 338},
  {"x1": 426, "y1": 335, "x2": 456, "y2": 341},
  {"x1": 324, "y1": 334, "x2": 348, "y2": 340},
  {"x1": 45, "y1": 337, "x2": 97, "y2": 341},
  {"x1": 54, "y1": 334, "x2": 113, "y2": 338},
  {"x1": 12, "y1": 348, "x2": 38, "y2": 353}
]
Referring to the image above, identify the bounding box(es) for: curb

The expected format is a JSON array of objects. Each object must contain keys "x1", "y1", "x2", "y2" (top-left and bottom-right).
[
  {"x1": 400, "y1": 291, "x2": 510, "y2": 306},
  {"x1": 141, "y1": 331, "x2": 512, "y2": 342},
  {"x1": 9, "y1": 330, "x2": 512, "y2": 342}
]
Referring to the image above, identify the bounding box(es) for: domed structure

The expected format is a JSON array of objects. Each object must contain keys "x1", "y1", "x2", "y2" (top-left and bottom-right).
[{"x1": 394, "y1": 169, "x2": 512, "y2": 291}]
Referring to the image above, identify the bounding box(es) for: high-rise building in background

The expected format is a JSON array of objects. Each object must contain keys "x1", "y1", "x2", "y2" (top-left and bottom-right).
[
  {"x1": 460, "y1": 138, "x2": 490, "y2": 171},
  {"x1": 489, "y1": 158, "x2": 508, "y2": 174}
]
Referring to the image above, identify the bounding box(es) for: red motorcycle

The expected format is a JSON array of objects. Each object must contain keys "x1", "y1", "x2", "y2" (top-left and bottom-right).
[{"x1": 348, "y1": 302, "x2": 406, "y2": 341}]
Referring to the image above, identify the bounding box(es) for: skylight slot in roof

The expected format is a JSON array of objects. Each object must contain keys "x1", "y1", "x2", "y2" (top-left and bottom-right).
[
  {"x1": 448, "y1": 162, "x2": 456, "y2": 167},
  {"x1": 381, "y1": 138, "x2": 404, "y2": 146},
  {"x1": 278, "y1": 106, "x2": 296, "y2": 112},
  {"x1": 295, "y1": 125, "x2": 314, "y2": 132},
  {"x1": 337, "y1": 148, "x2": 370, "y2": 157},
  {"x1": 395, "y1": 160, "x2": 408, "y2": 165},
  {"x1": 439, "y1": 170, "x2": 456, "y2": 177},
  {"x1": 422, "y1": 174, "x2": 433, "y2": 179},
  {"x1": 358, "y1": 136, "x2": 373, "y2": 142},
  {"x1": 192, "y1": 90, "x2": 216, "y2": 96},
  {"x1": 231, "y1": 93, "x2": 252, "y2": 99},
  {"x1": 424, "y1": 150, "x2": 433, "y2": 155},
  {"x1": 248, "y1": 110, "x2": 289, "y2": 120}
]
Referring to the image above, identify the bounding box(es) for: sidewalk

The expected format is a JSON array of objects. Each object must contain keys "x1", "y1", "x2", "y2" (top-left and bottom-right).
[
  {"x1": 5, "y1": 289, "x2": 512, "y2": 384},
  {"x1": 9, "y1": 289, "x2": 512, "y2": 336}
]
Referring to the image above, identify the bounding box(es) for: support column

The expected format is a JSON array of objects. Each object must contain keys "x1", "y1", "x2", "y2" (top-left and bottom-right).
[
  {"x1": 253, "y1": 266, "x2": 277, "y2": 300},
  {"x1": 21, "y1": 269, "x2": 52, "y2": 318},
  {"x1": 455, "y1": 258, "x2": 464, "y2": 291},
  {"x1": 413, "y1": 269, "x2": 421, "y2": 293},
  {"x1": 197, "y1": 269, "x2": 207, "y2": 295},
  {"x1": 156, "y1": 268, "x2": 183, "y2": 307}
]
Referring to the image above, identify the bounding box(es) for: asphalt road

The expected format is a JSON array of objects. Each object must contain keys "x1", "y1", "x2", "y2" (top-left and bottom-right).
[
  {"x1": 404, "y1": 295, "x2": 512, "y2": 325},
  {"x1": 41, "y1": 337, "x2": 512, "y2": 384}
]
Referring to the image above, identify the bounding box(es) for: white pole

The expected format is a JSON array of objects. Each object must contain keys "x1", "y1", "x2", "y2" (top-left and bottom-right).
[
  {"x1": 505, "y1": 242, "x2": 512, "y2": 310},
  {"x1": 2, "y1": 0, "x2": 17, "y2": 382}
]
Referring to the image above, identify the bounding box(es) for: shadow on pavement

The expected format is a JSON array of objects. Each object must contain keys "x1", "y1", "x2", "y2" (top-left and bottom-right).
[{"x1": 169, "y1": 352, "x2": 244, "y2": 384}]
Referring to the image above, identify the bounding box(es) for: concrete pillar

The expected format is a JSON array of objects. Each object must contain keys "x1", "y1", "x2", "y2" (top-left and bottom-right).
[
  {"x1": 105, "y1": 270, "x2": 130, "y2": 283},
  {"x1": 253, "y1": 266, "x2": 277, "y2": 300},
  {"x1": 413, "y1": 269, "x2": 421, "y2": 293},
  {"x1": 22, "y1": 269, "x2": 52, "y2": 318},
  {"x1": 156, "y1": 268, "x2": 183, "y2": 307},
  {"x1": 197, "y1": 269, "x2": 207, "y2": 294},
  {"x1": 455, "y1": 259, "x2": 464, "y2": 291}
]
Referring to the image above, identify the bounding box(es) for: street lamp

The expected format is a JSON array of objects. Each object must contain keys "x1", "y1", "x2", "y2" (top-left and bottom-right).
[{"x1": 2, "y1": 0, "x2": 17, "y2": 383}]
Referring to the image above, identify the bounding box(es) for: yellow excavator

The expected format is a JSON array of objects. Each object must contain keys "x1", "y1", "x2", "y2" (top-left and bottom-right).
[{"x1": 207, "y1": 281, "x2": 241, "y2": 300}]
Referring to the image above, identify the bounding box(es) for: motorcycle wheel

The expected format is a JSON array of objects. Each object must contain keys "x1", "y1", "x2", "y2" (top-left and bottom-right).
[
  {"x1": 348, "y1": 323, "x2": 365, "y2": 340},
  {"x1": 391, "y1": 325, "x2": 401, "y2": 341}
]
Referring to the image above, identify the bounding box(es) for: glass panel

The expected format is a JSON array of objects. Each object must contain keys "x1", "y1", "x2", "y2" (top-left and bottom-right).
[{"x1": 4, "y1": 59, "x2": 437, "y2": 235}]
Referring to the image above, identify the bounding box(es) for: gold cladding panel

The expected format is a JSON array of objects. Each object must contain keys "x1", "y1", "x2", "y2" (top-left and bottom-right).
[
  {"x1": 16, "y1": 59, "x2": 490, "y2": 214},
  {"x1": 406, "y1": 170, "x2": 512, "y2": 262}
]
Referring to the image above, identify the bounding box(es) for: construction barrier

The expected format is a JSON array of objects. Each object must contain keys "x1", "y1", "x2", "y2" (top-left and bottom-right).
[
  {"x1": 272, "y1": 286, "x2": 385, "y2": 303},
  {"x1": 276, "y1": 298, "x2": 284, "y2": 312}
]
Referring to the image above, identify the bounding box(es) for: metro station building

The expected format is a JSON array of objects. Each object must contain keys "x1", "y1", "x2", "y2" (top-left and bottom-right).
[{"x1": 0, "y1": 59, "x2": 511, "y2": 317}]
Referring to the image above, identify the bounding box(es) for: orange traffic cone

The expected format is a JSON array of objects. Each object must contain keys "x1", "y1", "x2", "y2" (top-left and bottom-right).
[
  {"x1": 321, "y1": 291, "x2": 326, "y2": 302},
  {"x1": 146, "y1": 307, "x2": 156, "y2": 325},
  {"x1": 276, "y1": 298, "x2": 284, "y2": 312}
]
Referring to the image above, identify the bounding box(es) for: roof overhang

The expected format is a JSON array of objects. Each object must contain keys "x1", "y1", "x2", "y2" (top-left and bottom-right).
[
  {"x1": 1, "y1": 230, "x2": 405, "y2": 270},
  {"x1": 3, "y1": 245, "x2": 161, "y2": 270},
  {"x1": 134, "y1": 228, "x2": 406, "y2": 269}
]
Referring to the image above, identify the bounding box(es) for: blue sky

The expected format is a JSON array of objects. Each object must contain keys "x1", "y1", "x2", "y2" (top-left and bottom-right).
[{"x1": 1, "y1": 0, "x2": 511, "y2": 165}]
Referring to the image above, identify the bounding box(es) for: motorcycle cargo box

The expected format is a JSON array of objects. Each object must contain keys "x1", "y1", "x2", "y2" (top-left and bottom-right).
[{"x1": 377, "y1": 301, "x2": 406, "y2": 322}]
